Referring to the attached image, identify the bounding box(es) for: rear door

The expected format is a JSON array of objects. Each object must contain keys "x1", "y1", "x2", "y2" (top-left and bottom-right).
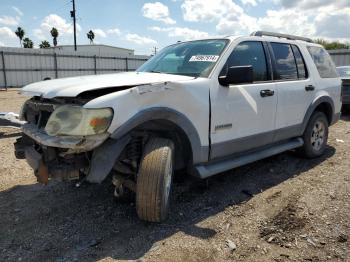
[
  {"x1": 268, "y1": 42, "x2": 315, "y2": 142},
  {"x1": 210, "y1": 41, "x2": 278, "y2": 159}
]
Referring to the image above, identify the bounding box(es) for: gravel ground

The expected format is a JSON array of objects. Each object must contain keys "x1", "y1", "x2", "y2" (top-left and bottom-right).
[{"x1": 0, "y1": 89, "x2": 349, "y2": 262}]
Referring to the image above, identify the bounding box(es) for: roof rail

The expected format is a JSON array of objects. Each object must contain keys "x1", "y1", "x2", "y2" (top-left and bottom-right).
[{"x1": 250, "y1": 31, "x2": 313, "y2": 43}]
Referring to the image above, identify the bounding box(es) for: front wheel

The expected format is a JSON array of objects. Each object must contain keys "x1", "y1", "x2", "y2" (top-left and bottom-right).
[
  {"x1": 299, "y1": 111, "x2": 329, "y2": 158},
  {"x1": 136, "y1": 137, "x2": 174, "y2": 222}
]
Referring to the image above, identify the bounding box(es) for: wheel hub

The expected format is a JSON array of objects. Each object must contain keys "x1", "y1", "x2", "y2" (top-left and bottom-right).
[{"x1": 311, "y1": 120, "x2": 325, "y2": 151}]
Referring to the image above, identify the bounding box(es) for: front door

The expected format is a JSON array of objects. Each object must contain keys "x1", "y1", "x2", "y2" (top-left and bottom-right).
[{"x1": 210, "y1": 41, "x2": 277, "y2": 160}]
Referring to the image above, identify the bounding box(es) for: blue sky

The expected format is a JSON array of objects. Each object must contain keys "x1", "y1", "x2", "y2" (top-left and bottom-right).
[{"x1": 0, "y1": 0, "x2": 349, "y2": 55}]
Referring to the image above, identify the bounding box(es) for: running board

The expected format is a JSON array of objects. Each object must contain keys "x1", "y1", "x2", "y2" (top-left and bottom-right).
[{"x1": 194, "y1": 138, "x2": 304, "y2": 179}]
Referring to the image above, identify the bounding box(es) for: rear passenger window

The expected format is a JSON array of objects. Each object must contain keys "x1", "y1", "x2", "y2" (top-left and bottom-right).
[
  {"x1": 270, "y1": 43, "x2": 298, "y2": 80},
  {"x1": 291, "y1": 45, "x2": 308, "y2": 79},
  {"x1": 307, "y1": 46, "x2": 338, "y2": 78},
  {"x1": 227, "y1": 41, "x2": 269, "y2": 82}
]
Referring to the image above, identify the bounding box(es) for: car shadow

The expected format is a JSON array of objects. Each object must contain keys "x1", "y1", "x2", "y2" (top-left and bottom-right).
[{"x1": 0, "y1": 146, "x2": 336, "y2": 261}]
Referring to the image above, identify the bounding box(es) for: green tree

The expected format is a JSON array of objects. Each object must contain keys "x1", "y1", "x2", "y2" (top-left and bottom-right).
[
  {"x1": 50, "y1": 27, "x2": 59, "y2": 47},
  {"x1": 15, "y1": 27, "x2": 25, "y2": 47},
  {"x1": 39, "y1": 40, "x2": 51, "y2": 49},
  {"x1": 314, "y1": 39, "x2": 350, "y2": 50},
  {"x1": 87, "y1": 30, "x2": 95, "y2": 44},
  {"x1": 23, "y1": 37, "x2": 33, "y2": 48}
]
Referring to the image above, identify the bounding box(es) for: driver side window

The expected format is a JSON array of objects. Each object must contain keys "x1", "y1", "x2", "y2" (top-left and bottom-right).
[{"x1": 227, "y1": 41, "x2": 269, "y2": 82}]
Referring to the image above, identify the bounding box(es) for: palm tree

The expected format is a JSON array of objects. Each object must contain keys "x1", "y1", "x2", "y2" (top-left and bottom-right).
[
  {"x1": 39, "y1": 40, "x2": 51, "y2": 49},
  {"x1": 87, "y1": 30, "x2": 95, "y2": 44},
  {"x1": 15, "y1": 27, "x2": 25, "y2": 47},
  {"x1": 50, "y1": 27, "x2": 59, "y2": 47},
  {"x1": 23, "y1": 38, "x2": 33, "y2": 48}
]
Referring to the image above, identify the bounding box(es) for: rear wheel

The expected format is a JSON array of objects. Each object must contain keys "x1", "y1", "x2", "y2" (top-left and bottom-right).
[
  {"x1": 299, "y1": 111, "x2": 329, "y2": 158},
  {"x1": 136, "y1": 137, "x2": 174, "y2": 222}
]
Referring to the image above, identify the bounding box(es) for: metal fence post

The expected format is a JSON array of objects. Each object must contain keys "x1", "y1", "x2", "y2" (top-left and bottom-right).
[
  {"x1": 125, "y1": 57, "x2": 129, "y2": 72},
  {"x1": 94, "y1": 55, "x2": 97, "y2": 74},
  {"x1": 1, "y1": 51, "x2": 7, "y2": 90},
  {"x1": 54, "y1": 53, "x2": 58, "y2": 79}
]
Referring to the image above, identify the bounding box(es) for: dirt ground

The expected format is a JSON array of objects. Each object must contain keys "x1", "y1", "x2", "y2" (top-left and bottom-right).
[{"x1": 0, "y1": 89, "x2": 349, "y2": 262}]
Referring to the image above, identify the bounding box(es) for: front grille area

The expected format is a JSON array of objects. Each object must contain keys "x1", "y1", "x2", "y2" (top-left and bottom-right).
[
  {"x1": 23, "y1": 97, "x2": 87, "y2": 129},
  {"x1": 24, "y1": 99, "x2": 56, "y2": 129}
]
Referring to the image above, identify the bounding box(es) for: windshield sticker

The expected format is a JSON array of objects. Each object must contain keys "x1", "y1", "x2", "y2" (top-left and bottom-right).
[{"x1": 189, "y1": 55, "x2": 219, "y2": 62}]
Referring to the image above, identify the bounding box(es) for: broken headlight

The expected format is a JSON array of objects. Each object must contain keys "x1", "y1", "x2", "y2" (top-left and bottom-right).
[{"x1": 45, "y1": 105, "x2": 113, "y2": 136}]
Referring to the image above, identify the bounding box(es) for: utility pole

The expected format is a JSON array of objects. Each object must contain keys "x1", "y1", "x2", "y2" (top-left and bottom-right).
[
  {"x1": 152, "y1": 46, "x2": 158, "y2": 56},
  {"x1": 70, "y1": 0, "x2": 77, "y2": 51}
]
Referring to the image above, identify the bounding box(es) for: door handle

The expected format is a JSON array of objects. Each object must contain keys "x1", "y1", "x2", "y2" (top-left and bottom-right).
[
  {"x1": 305, "y1": 85, "x2": 315, "y2": 91},
  {"x1": 260, "y1": 89, "x2": 275, "y2": 97}
]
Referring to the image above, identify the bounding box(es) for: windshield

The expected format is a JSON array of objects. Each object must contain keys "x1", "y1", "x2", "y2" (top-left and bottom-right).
[
  {"x1": 337, "y1": 67, "x2": 350, "y2": 78},
  {"x1": 137, "y1": 39, "x2": 229, "y2": 77}
]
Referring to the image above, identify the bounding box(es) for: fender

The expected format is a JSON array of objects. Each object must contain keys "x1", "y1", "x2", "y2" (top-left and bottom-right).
[
  {"x1": 86, "y1": 135, "x2": 131, "y2": 183},
  {"x1": 301, "y1": 96, "x2": 335, "y2": 134},
  {"x1": 111, "y1": 107, "x2": 208, "y2": 165}
]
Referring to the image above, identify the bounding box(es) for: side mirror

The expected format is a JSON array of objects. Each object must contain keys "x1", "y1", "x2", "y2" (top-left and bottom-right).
[{"x1": 218, "y1": 65, "x2": 253, "y2": 86}]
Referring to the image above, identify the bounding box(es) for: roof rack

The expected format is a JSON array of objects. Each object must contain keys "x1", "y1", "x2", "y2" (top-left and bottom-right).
[{"x1": 250, "y1": 31, "x2": 313, "y2": 43}]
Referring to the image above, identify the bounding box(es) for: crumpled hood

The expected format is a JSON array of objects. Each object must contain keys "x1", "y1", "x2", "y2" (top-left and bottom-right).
[{"x1": 21, "y1": 72, "x2": 194, "y2": 98}]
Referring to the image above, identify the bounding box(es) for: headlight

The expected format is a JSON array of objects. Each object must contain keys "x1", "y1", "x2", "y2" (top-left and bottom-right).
[{"x1": 45, "y1": 105, "x2": 113, "y2": 136}]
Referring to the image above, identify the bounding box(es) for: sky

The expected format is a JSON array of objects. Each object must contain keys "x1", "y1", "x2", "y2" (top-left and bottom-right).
[{"x1": 0, "y1": 0, "x2": 349, "y2": 55}]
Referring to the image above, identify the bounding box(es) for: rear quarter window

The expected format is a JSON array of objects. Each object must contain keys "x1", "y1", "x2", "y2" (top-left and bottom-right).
[{"x1": 307, "y1": 46, "x2": 338, "y2": 78}]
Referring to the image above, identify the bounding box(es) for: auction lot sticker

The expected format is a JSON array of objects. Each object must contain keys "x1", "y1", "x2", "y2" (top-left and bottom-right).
[{"x1": 189, "y1": 55, "x2": 219, "y2": 62}]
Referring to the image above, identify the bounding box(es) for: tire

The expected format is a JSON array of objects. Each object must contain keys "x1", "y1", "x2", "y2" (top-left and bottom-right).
[
  {"x1": 136, "y1": 137, "x2": 174, "y2": 222},
  {"x1": 298, "y1": 111, "x2": 329, "y2": 158}
]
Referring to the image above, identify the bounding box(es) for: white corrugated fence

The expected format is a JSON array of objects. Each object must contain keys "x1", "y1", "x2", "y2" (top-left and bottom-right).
[
  {"x1": 328, "y1": 49, "x2": 350, "y2": 67},
  {"x1": 0, "y1": 47, "x2": 149, "y2": 89}
]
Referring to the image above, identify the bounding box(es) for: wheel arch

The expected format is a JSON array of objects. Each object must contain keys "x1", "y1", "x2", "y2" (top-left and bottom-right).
[
  {"x1": 86, "y1": 107, "x2": 207, "y2": 183},
  {"x1": 111, "y1": 107, "x2": 207, "y2": 166},
  {"x1": 129, "y1": 118, "x2": 193, "y2": 170},
  {"x1": 302, "y1": 96, "x2": 334, "y2": 133}
]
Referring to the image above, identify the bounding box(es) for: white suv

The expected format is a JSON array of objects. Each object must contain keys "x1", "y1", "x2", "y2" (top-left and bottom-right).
[{"x1": 15, "y1": 31, "x2": 341, "y2": 222}]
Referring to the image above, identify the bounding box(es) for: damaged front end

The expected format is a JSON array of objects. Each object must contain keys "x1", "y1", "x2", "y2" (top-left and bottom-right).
[
  {"x1": 14, "y1": 97, "x2": 114, "y2": 184},
  {"x1": 15, "y1": 135, "x2": 89, "y2": 184}
]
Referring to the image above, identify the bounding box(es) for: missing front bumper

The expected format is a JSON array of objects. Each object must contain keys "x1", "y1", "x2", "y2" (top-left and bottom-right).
[
  {"x1": 22, "y1": 145, "x2": 87, "y2": 184},
  {"x1": 15, "y1": 134, "x2": 90, "y2": 184},
  {"x1": 15, "y1": 125, "x2": 129, "y2": 184},
  {"x1": 24, "y1": 147, "x2": 49, "y2": 184}
]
